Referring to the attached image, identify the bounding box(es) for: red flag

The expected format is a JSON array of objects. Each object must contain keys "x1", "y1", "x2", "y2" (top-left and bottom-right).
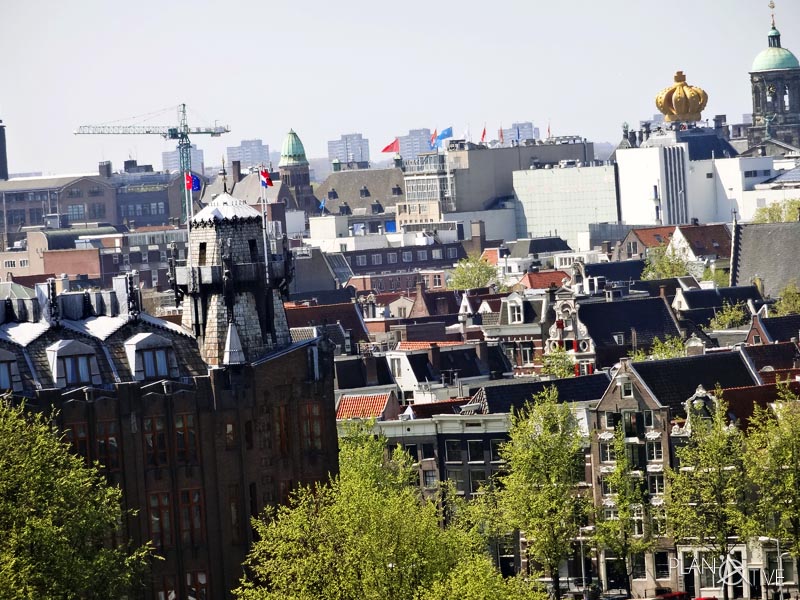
[
  {"x1": 430, "y1": 129, "x2": 438, "y2": 149},
  {"x1": 184, "y1": 172, "x2": 192, "y2": 190},
  {"x1": 381, "y1": 138, "x2": 400, "y2": 153},
  {"x1": 259, "y1": 169, "x2": 274, "y2": 187},
  {"x1": 480, "y1": 126, "x2": 486, "y2": 144},
  {"x1": 498, "y1": 128, "x2": 505, "y2": 145}
]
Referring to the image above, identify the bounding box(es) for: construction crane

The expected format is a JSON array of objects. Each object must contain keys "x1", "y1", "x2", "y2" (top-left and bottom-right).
[{"x1": 75, "y1": 103, "x2": 230, "y2": 222}]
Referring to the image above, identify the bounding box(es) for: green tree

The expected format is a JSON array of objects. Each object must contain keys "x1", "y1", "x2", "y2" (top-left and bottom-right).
[
  {"x1": 774, "y1": 281, "x2": 800, "y2": 316},
  {"x1": 593, "y1": 426, "x2": 653, "y2": 599},
  {"x1": 0, "y1": 399, "x2": 152, "y2": 599},
  {"x1": 449, "y1": 255, "x2": 497, "y2": 290},
  {"x1": 752, "y1": 198, "x2": 800, "y2": 223},
  {"x1": 542, "y1": 345, "x2": 575, "y2": 379},
  {"x1": 497, "y1": 387, "x2": 586, "y2": 600},
  {"x1": 237, "y1": 422, "x2": 531, "y2": 600},
  {"x1": 744, "y1": 381, "x2": 800, "y2": 559},
  {"x1": 666, "y1": 388, "x2": 752, "y2": 600},
  {"x1": 708, "y1": 301, "x2": 748, "y2": 330},
  {"x1": 702, "y1": 266, "x2": 729, "y2": 288},
  {"x1": 642, "y1": 243, "x2": 689, "y2": 280},
  {"x1": 628, "y1": 335, "x2": 685, "y2": 361}
]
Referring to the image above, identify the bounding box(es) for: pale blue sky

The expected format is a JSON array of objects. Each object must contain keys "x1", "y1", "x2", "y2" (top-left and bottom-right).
[{"x1": 1, "y1": 0, "x2": 797, "y2": 174}]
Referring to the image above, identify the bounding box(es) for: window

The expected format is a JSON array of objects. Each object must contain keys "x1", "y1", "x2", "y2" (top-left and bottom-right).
[
  {"x1": 274, "y1": 405, "x2": 288, "y2": 456},
  {"x1": 66, "y1": 204, "x2": 85, "y2": 221},
  {"x1": 604, "y1": 507, "x2": 619, "y2": 520},
  {"x1": 29, "y1": 207, "x2": 44, "y2": 224},
  {"x1": 520, "y1": 345, "x2": 533, "y2": 365},
  {"x1": 65, "y1": 422, "x2": 89, "y2": 461},
  {"x1": 387, "y1": 252, "x2": 397, "y2": 264},
  {"x1": 19, "y1": 259, "x2": 28, "y2": 268},
  {"x1": 417, "y1": 250, "x2": 427, "y2": 261},
  {"x1": 89, "y1": 202, "x2": 106, "y2": 218},
  {"x1": 631, "y1": 505, "x2": 644, "y2": 536},
  {"x1": 744, "y1": 170, "x2": 758, "y2": 178},
  {"x1": 649, "y1": 473, "x2": 665, "y2": 494},
  {"x1": 422, "y1": 443, "x2": 435, "y2": 459},
  {"x1": 652, "y1": 507, "x2": 667, "y2": 537},
  {"x1": 753, "y1": 334, "x2": 762, "y2": 344},
  {"x1": 601, "y1": 477, "x2": 614, "y2": 495},
  {"x1": 402, "y1": 251, "x2": 412, "y2": 262},
  {"x1": 623, "y1": 411, "x2": 640, "y2": 437},
  {"x1": 149, "y1": 493, "x2": 172, "y2": 549},
  {"x1": 179, "y1": 489, "x2": 205, "y2": 545},
  {"x1": 175, "y1": 414, "x2": 198, "y2": 463},
  {"x1": 144, "y1": 416, "x2": 168, "y2": 466},
  {"x1": 447, "y1": 469, "x2": 465, "y2": 493},
  {"x1": 490, "y1": 439, "x2": 504, "y2": 462},
  {"x1": 470, "y1": 470, "x2": 487, "y2": 494},
  {"x1": 186, "y1": 571, "x2": 208, "y2": 599},
  {"x1": 229, "y1": 485, "x2": 241, "y2": 544},
  {"x1": 59, "y1": 355, "x2": 91, "y2": 385},
  {"x1": 302, "y1": 403, "x2": 323, "y2": 451},
  {"x1": 198, "y1": 242, "x2": 207, "y2": 266},
  {"x1": 3, "y1": 260, "x2": 15, "y2": 269},
  {"x1": 397, "y1": 307, "x2": 407, "y2": 318},
  {"x1": 612, "y1": 332, "x2": 624, "y2": 345},
  {"x1": 432, "y1": 248, "x2": 443, "y2": 260},
  {"x1": 140, "y1": 348, "x2": 169, "y2": 379},
  {"x1": 96, "y1": 420, "x2": 120, "y2": 471},
  {"x1": 0, "y1": 362, "x2": 10, "y2": 390},
  {"x1": 225, "y1": 423, "x2": 236, "y2": 449},
  {"x1": 605, "y1": 411, "x2": 620, "y2": 429},
  {"x1": 390, "y1": 357, "x2": 402, "y2": 377},
  {"x1": 600, "y1": 442, "x2": 616, "y2": 462},
  {"x1": 88, "y1": 186, "x2": 104, "y2": 197},
  {"x1": 631, "y1": 552, "x2": 646, "y2": 579},
  {"x1": 248, "y1": 239, "x2": 258, "y2": 262},
  {"x1": 706, "y1": 172, "x2": 713, "y2": 179},
  {"x1": 626, "y1": 241, "x2": 639, "y2": 256},
  {"x1": 356, "y1": 255, "x2": 367, "y2": 266},
  {"x1": 155, "y1": 576, "x2": 177, "y2": 600},
  {"x1": 433, "y1": 274, "x2": 442, "y2": 287},
  {"x1": 403, "y1": 444, "x2": 418, "y2": 461},
  {"x1": 468, "y1": 440, "x2": 484, "y2": 462},
  {"x1": 423, "y1": 470, "x2": 437, "y2": 488},
  {"x1": 655, "y1": 551, "x2": 670, "y2": 579},
  {"x1": 445, "y1": 439, "x2": 462, "y2": 462},
  {"x1": 447, "y1": 247, "x2": 458, "y2": 259},
  {"x1": 643, "y1": 410, "x2": 654, "y2": 428},
  {"x1": 371, "y1": 254, "x2": 382, "y2": 265},
  {"x1": 622, "y1": 381, "x2": 633, "y2": 398},
  {"x1": 151, "y1": 270, "x2": 159, "y2": 288},
  {"x1": 509, "y1": 303, "x2": 523, "y2": 323},
  {"x1": 647, "y1": 441, "x2": 663, "y2": 461},
  {"x1": 67, "y1": 189, "x2": 83, "y2": 198}
]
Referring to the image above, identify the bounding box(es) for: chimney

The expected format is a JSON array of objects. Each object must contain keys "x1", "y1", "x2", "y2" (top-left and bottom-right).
[
  {"x1": 428, "y1": 342, "x2": 441, "y2": 371},
  {"x1": 476, "y1": 340, "x2": 489, "y2": 365},
  {"x1": 601, "y1": 240, "x2": 611, "y2": 255},
  {"x1": 54, "y1": 273, "x2": 70, "y2": 294},
  {"x1": 98, "y1": 161, "x2": 112, "y2": 178},
  {"x1": 393, "y1": 155, "x2": 403, "y2": 169},
  {"x1": 659, "y1": 285, "x2": 667, "y2": 298},
  {"x1": 691, "y1": 217, "x2": 699, "y2": 226},
  {"x1": 232, "y1": 160, "x2": 242, "y2": 184}
]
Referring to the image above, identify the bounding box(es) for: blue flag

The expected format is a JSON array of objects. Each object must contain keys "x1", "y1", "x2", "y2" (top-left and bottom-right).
[
  {"x1": 191, "y1": 174, "x2": 202, "y2": 191},
  {"x1": 437, "y1": 127, "x2": 453, "y2": 141}
]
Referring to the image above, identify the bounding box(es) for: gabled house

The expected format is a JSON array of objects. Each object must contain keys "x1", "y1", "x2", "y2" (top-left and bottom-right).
[
  {"x1": 668, "y1": 223, "x2": 732, "y2": 262},
  {"x1": 615, "y1": 226, "x2": 675, "y2": 260},
  {"x1": 336, "y1": 391, "x2": 401, "y2": 421},
  {"x1": 408, "y1": 282, "x2": 461, "y2": 318},
  {"x1": 747, "y1": 313, "x2": 800, "y2": 344},
  {"x1": 480, "y1": 292, "x2": 551, "y2": 375},
  {"x1": 672, "y1": 285, "x2": 764, "y2": 328}
]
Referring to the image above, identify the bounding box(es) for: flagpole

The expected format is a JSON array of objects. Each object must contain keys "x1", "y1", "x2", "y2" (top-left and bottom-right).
[{"x1": 259, "y1": 164, "x2": 270, "y2": 285}]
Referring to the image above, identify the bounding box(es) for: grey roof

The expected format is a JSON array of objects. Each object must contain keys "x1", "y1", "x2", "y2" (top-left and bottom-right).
[
  {"x1": 0, "y1": 175, "x2": 105, "y2": 192},
  {"x1": 764, "y1": 165, "x2": 800, "y2": 184},
  {"x1": 674, "y1": 128, "x2": 738, "y2": 161},
  {"x1": 202, "y1": 172, "x2": 298, "y2": 210},
  {"x1": 731, "y1": 222, "x2": 800, "y2": 298},
  {"x1": 0, "y1": 282, "x2": 36, "y2": 300},
  {"x1": 315, "y1": 168, "x2": 405, "y2": 215},
  {"x1": 41, "y1": 226, "x2": 124, "y2": 250},
  {"x1": 509, "y1": 237, "x2": 572, "y2": 258}
]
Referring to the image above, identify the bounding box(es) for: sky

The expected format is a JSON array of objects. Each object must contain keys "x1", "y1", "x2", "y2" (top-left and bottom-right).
[{"x1": 1, "y1": 0, "x2": 798, "y2": 175}]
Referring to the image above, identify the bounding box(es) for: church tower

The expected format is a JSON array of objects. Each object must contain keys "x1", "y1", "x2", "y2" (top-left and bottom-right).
[
  {"x1": 175, "y1": 192, "x2": 292, "y2": 366},
  {"x1": 278, "y1": 129, "x2": 317, "y2": 215},
  {"x1": 748, "y1": 5, "x2": 800, "y2": 150}
]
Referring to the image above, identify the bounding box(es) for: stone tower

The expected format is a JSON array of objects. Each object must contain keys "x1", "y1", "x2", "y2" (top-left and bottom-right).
[
  {"x1": 278, "y1": 129, "x2": 318, "y2": 215},
  {"x1": 176, "y1": 192, "x2": 292, "y2": 366},
  {"x1": 748, "y1": 10, "x2": 800, "y2": 149}
]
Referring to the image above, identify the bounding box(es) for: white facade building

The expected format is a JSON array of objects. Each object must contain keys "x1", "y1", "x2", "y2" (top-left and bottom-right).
[
  {"x1": 327, "y1": 133, "x2": 370, "y2": 164},
  {"x1": 226, "y1": 139, "x2": 270, "y2": 170},
  {"x1": 513, "y1": 164, "x2": 619, "y2": 250},
  {"x1": 161, "y1": 144, "x2": 205, "y2": 174}
]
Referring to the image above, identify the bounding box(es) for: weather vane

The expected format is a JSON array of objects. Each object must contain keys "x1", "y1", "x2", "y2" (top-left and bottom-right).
[{"x1": 769, "y1": 0, "x2": 775, "y2": 25}]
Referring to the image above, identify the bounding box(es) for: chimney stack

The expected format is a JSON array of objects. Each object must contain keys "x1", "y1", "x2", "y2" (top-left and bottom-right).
[
  {"x1": 0, "y1": 120, "x2": 8, "y2": 181},
  {"x1": 232, "y1": 160, "x2": 242, "y2": 184},
  {"x1": 428, "y1": 342, "x2": 441, "y2": 371}
]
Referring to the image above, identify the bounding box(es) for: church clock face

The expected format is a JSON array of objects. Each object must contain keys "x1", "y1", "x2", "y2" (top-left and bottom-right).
[{"x1": 768, "y1": 84, "x2": 777, "y2": 95}]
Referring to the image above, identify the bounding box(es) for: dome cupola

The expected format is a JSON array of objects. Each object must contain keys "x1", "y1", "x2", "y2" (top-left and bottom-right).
[{"x1": 278, "y1": 129, "x2": 308, "y2": 167}]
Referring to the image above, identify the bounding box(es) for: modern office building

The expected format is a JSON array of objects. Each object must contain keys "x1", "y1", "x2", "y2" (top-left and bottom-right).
[
  {"x1": 513, "y1": 164, "x2": 619, "y2": 250},
  {"x1": 327, "y1": 133, "x2": 370, "y2": 164},
  {"x1": 226, "y1": 139, "x2": 270, "y2": 170},
  {"x1": 501, "y1": 122, "x2": 540, "y2": 144},
  {"x1": 398, "y1": 129, "x2": 433, "y2": 160},
  {"x1": 161, "y1": 144, "x2": 205, "y2": 174}
]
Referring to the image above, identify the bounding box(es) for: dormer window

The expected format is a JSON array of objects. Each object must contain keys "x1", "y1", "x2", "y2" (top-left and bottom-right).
[
  {"x1": 359, "y1": 186, "x2": 370, "y2": 198},
  {"x1": 125, "y1": 333, "x2": 178, "y2": 381},
  {"x1": 0, "y1": 348, "x2": 21, "y2": 391},
  {"x1": 509, "y1": 302, "x2": 523, "y2": 324},
  {"x1": 46, "y1": 340, "x2": 100, "y2": 388},
  {"x1": 328, "y1": 189, "x2": 338, "y2": 200},
  {"x1": 612, "y1": 332, "x2": 624, "y2": 345},
  {"x1": 392, "y1": 185, "x2": 402, "y2": 196}
]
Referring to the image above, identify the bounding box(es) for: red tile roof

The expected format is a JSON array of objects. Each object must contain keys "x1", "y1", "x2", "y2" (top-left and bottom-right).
[
  {"x1": 396, "y1": 341, "x2": 463, "y2": 351},
  {"x1": 631, "y1": 226, "x2": 676, "y2": 248},
  {"x1": 758, "y1": 368, "x2": 800, "y2": 385},
  {"x1": 517, "y1": 270, "x2": 569, "y2": 289},
  {"x1": 284, "y1": 302, "x2": 370, "y2": 343},
  {"x1": 337, "y1": 392, "x2": 391, "y2": 419},
  {"x1": 677, "y1": 224, "x2": 732, "y2": 258},
  {"x1": 481, "y1": 248, "x2": 500, "y2": 266},
  {"x1": 722, "y1": 380, "x2": 800, "y2": 429}
]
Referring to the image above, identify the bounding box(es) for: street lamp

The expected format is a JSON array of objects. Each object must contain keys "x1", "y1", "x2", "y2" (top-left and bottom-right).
[
  {"x1": 759, "y1": 536, "x2": 784, "y2": 600},
  {"x1": 579, "y1": 526, "x2": 595, "y2": 600}
]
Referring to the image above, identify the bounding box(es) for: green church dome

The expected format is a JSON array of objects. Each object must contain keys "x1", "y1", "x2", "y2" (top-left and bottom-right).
[
  {"x1": 278, "y1": 129, "x2": 308, "y2": 167},
  {"x1": 752, "y1": 24, "x2": 800, "y2": 71}
]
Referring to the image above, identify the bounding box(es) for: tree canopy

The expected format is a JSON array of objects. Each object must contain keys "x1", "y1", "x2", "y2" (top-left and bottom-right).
[
  {"x1": 628, "y1": 335, "x2": 685, "y2": 362},
  {"x1": 237, "y1": 421, "x2": 541, "y2": 600},
  {"x1": 642, "y1": 243, "x2": 689, "y2": 280},
  {"x1": 0, "y1": 399, "x2": 151, "y2": 599},
  {"x1": 708, "y1": 301, "x2": 748, "y2": 330},
  {"x1": 774, "y1": 281, "x2": 800, "y2": 316},
  {"x1": 752, "y1": 198, "x2": 800, "y2": 223},
  {"x1": 541, "y1": 345, "x2": 575, "y2": 379},
  {"x1": 449, "y1": 255, "x2": 497, "y2": 290},
  {"x1": 496, "y1": 387, "x2": 586, "y2": 600}
]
